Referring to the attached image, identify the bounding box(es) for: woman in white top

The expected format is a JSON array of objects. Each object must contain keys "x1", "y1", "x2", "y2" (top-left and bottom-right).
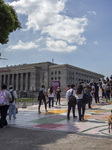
[
  {"x1": 76, "y1": 84, "x2": 85, "y2": 121},
  {"x1": 48, "y1": 87, "x2": 55, "y2": 108}
]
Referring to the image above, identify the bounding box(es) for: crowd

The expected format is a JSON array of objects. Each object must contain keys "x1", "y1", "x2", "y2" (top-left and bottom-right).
[
  {"x1": 0, "y1": 75, "x2": 112, "y2": 128},
  {"x1": 0, "y1": 84, "x2": 17, "y2": 128}
]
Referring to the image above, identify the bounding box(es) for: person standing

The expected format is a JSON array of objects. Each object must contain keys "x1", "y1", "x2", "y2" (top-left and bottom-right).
[
  {"x1": 9, "y1": 85, "x2": 17, "y2": 120},
  {"x1": 105, "y1": 80, "x2": 110, "y2": 102},
  {"x1": 48, "y1": 87, "x2": 55, "y2": 108},
  {"x1": 0, "y1": 84, "x2": 12, "y2": 128},
  {"x1": 66, "y1": 84, "x2": 77, "y2": 120},
  {"x1": 102, "y1": 80, "x2": 106, "y2": 99},
  {"x1": 94, "y1": 82, "x2": 99, "y2": 104},
  {"x1": 56, "y1": 87, "x2": 61, "y2": 105},
  {"x1": 84, "y1": 84, "x2": 93, "y2": 109},
  {"x1": 38, "y1": 84, "x2": 48, "y2": 113},
  {"x1": 110, "y1": 75, "x2": 112, "y2": 98},
  {"x1": 76, "y1": 84, "x2": 85, "y2": 121}
]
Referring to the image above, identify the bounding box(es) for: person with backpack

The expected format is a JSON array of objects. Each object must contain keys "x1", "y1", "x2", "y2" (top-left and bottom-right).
[
  {"x1": 66, "y1": 84, "x2": 77, "y2": 120},
  {"x1": 84, "y1": 84, "x2": 93, "y2": 109},
  {"x1": 8, "y1": 85, "x2": 17, "y2": 120},
  {"x1": 38, "y1": 84, "x2": 48, "y2": 113},
  {"x1": 0, "y1": 84, "x2": 12, "y2": 128}
]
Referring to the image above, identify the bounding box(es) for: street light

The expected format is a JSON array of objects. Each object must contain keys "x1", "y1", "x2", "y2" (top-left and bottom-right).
[{"x1": 0, "y1": 52, "x2": 8, "y2": 60}]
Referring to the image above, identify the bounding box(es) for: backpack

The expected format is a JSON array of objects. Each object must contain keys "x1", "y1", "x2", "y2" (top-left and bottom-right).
[
  {"x1": 10, "y1": 90, "x2": 15, "y2": 103},
  {"x1": 68, "y1": 90, "x2": 77, "y2": 106},
  {"x1": 0, "y1": 90, "x2": 7, "y2": 105},
  {"x1": 83, "y1": 93, "x2": 91, "y2": 104},
  {"x1": 38, "y1": 90, "x2": 45, "y2": 100}
]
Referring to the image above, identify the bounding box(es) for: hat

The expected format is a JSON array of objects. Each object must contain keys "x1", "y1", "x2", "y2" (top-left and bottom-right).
[{"x1": 9, "y1": 85, "x2": 13, "y2": 89}]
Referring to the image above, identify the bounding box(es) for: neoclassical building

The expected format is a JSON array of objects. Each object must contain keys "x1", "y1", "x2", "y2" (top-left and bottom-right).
[{"x1": 0, "y1": 62, "x2": 104, "y2": 97}]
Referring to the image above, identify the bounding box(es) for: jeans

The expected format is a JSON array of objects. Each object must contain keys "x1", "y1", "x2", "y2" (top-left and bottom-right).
[
  {"x1": 48, "y1": 97, "x2": 54, "y2": 108},
  {"x1": 94, "y1": 92, "x2": 99, "y2": 103},
  {"x1": 106, "y1": 90, "x2": 110, "y2": 100},
  {"x1": 56, "y1": 94, "x2": 60, "y2": 104},
  {"x1": 67, "y1": 103, "x2": 76, "y2": 119},
  {"x1": 9, "y1": 104, "x2": 16, "y2": 119},
  {"x1": 88, "y1": 96, "x2": 92, "y2": 108},
  {"x1": 77, "y1": 99, "x2": 85, "y2": 120},
  {"x1": 38, "y1": 97, "x2": 47, "y2": 111}
]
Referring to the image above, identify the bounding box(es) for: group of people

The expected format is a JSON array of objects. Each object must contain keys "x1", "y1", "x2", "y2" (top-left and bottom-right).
[
  {"x1": 38, "y1": 84, "x2": 61, "y2": 113},
  {"x1": 0, "y1": 84, "x2": 17, "y2": 128},
  {"x1": 66, "y1": 75, "x2": 112, "y2": 121},
  {"x1": 101, "y1": 76, "x2": 112, "y2": 101},
  {"x1": 1, "y1": 75, "x2": 112, "y2": 128}
]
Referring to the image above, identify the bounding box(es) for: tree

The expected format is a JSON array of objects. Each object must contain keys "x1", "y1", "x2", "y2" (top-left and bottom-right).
[{"x1": 0, "y1": 0, "x2": 21, "y2": 44}]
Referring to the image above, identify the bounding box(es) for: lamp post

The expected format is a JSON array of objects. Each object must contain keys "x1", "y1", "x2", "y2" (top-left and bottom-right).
[{"x1": 0, "y1": 51, "x2": 8, "y2": 60}]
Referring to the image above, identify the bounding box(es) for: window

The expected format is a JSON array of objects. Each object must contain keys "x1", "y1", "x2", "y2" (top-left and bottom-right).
[
  {"x1": 59, "y1": 71, "x2": 61, "y2": 74},
  {"x1": 55, "y1": 71, "x2": 57, "y2": 74},
  {"x1": 51, "y1": 72, "x2": 53, "y2": 75},
  {"x1": 58, "y1": 77, "x2": 61, "y2": 80},
  {"x1": 55, "y1": 77, "x2": 57, "y2": 80}
]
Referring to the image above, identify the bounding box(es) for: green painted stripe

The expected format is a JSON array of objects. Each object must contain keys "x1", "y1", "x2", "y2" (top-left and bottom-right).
[{"x1": 80, "y1": 125, "x2": 107, "y2": 133}]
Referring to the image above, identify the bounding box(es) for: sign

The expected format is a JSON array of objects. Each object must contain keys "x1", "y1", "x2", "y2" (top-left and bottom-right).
[{"x1": 52, "y1": 81, "x2": 60, "y2": 92}]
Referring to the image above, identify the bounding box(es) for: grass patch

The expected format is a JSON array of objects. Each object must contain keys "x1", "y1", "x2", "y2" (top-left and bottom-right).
[{"x1": 16, "y1": 98, "x2": 38, "y2": 103}]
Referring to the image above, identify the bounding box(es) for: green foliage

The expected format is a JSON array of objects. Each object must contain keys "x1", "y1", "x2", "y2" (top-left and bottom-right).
[{"x1": 0, "y1": 0, "x2": 21, "y2": 44}]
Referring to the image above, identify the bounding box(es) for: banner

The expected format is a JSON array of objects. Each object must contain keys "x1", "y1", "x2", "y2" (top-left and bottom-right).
[{"x1": 52, "y1": 81, "x2": 60, "y2": 92}]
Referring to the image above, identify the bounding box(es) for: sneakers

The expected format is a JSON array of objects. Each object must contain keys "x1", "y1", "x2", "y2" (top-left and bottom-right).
[
  {"x1": 13, "y1": 117, "x2": 16, "y2": 119},
  {"x1": 46, "y1": 110, "x2": 48, "y2": 113},
  {"x1": 38, "y1": 111, "x2": 41, "y2": 114},
  {"x1": 73, "y1": 116, "x2": 77, "y2": 119}
]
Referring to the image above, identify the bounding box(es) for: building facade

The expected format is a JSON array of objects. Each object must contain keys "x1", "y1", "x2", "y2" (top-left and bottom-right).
[{"x1": 0, "y1": 62, "x2": 104, "y2": 97}]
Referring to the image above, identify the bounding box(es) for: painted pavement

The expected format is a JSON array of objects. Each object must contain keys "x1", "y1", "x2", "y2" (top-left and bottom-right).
[{"x1": 8, "y1": 98, "x2": 112, "y2": 137}]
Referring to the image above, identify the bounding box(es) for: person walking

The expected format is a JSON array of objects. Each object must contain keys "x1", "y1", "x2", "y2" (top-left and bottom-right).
[
  {"x1": 38, "y1": 84, "x2": 48, "y2": 113},
  {"x1": 66, "y1": 84, "x2": 77, "y2": 120},
  {"x1": 56, "y1": 87, "x2": 61, "y2": 105},
  {"x1": 75, "y1": 84, "x2": 85, "y2": 121},
  {"x1": 0, "y1": 84, "x2": 12, "y2": 128},
  {"x1": 8, "y1": 85, "x2": 17, "y2": 120},
  {"x1": 48, "y1": 87, "x2": 55, "y2": 108}
]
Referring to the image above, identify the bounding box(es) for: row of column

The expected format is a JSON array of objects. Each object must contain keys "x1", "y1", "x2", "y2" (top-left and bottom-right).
[{"x1": 0, "y1": 72, "x2": 31, "y2": 91}]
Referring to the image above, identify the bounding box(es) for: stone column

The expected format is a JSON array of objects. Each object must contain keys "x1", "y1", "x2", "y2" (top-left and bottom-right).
[
  {"x1": 25, "y1": 73, "x2": 28, "y2": 91},
  {"x1": 20, "y1": 73, "x2": 23, "y2": 91},
  {"x1": 30, "y1": 72, "x2": 35, "y2": 91},
  {"x1": 16, "y1": 74, "x2": 19, "y2": 91}
]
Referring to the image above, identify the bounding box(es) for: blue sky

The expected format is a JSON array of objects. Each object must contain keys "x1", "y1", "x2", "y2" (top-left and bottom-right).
[{"x1": 0, "y1": 0, "x2": 112, "y2": 79}]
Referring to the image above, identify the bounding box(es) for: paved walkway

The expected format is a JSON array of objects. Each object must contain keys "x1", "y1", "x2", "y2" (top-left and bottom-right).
[{"x1": 7, "y1": 97, "x2": 112, "y2": 137}]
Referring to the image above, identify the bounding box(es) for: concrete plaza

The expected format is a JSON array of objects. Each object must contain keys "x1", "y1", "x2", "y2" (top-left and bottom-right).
[{"x1": 1, "y1": 97, "x2": 112, "y2": 150}]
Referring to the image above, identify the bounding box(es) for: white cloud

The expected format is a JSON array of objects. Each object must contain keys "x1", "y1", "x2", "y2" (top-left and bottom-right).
[
  {"x1": 9, "y1": 0, "x2": 88, "y2": 52},
  {"x1": 35, "y1": 36, "x2": 44, "y2": 43},
  {"x1": 87, "y1": 11, "x2": 96, "y2": 15},
  {"x1": 42, "y1": 16, "x2": 87, "y2": 45},
  {"x1": 46, "y1": 39, "x2": 77, "y2": 52},
  {"x1": 6, "y1": 40, "x2": 39, "y2": 51},
  {"x1": 9, "y1": 0, "x2": 66, "y2": 30}
]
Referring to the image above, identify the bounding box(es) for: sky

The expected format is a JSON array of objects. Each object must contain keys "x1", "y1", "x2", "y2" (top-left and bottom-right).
[{"x1": 0, "y1": 0, "x2": 112, "y2": 79}]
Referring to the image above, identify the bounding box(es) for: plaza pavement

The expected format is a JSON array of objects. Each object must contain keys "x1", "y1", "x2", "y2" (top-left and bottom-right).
[
  {"x1": 1, "y1": 97, "x2": 112, "y2": 150},
  {"x1": 7, "y1": 97, "x2": 112, "y2": 137}
]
